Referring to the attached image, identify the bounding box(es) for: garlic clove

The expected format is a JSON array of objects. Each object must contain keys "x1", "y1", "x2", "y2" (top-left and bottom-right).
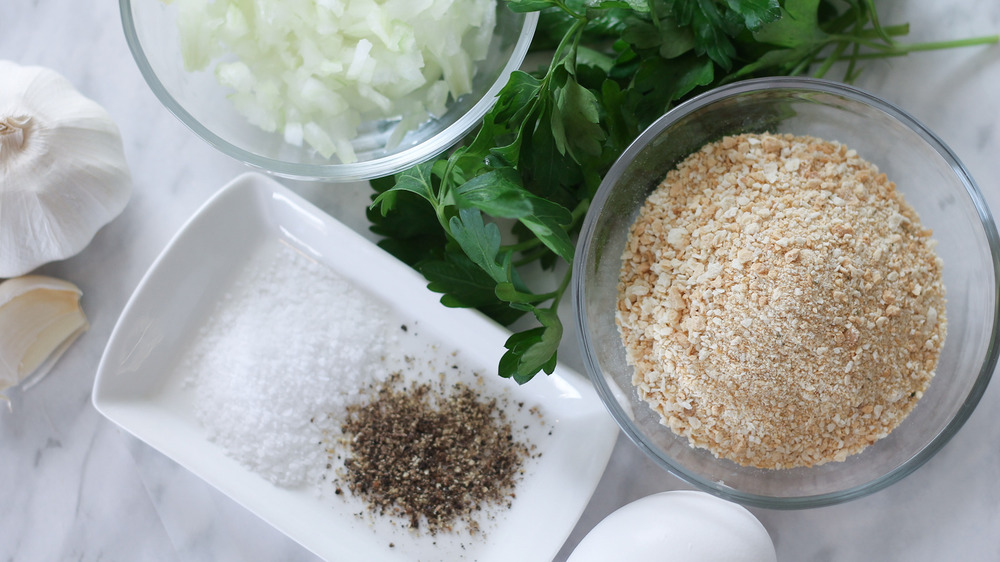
[
  {"x1": 1, "y1": 60, "x2": 132, "y2": 278},
  {"x1": 0, "y1": 275, "x2": 89, "y2": 401}
]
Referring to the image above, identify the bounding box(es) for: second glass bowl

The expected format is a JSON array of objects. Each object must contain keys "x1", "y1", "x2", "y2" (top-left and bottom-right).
[{"x1": 573, "y1": 77, "x2": 1000, "y2": 508}]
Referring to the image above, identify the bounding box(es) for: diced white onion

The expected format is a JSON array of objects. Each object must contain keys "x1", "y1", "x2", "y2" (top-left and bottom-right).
[
  {"x1": 284, "y1": 122, "x2": 304, "y2": 147},
  {"x1": 173, "y1": 0, "x2": 497, "y2": 163}
]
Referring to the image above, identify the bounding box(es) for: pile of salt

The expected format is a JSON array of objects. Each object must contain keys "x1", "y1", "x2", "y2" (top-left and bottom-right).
[{"x1": 180, "y1": 241, "x2": 393, "y2": 486}]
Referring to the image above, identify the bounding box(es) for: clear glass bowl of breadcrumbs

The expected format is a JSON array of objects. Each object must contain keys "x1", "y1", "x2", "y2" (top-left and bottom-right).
[{"x1": 573, "y1": 77, "x2": 1000, "y2": 509}]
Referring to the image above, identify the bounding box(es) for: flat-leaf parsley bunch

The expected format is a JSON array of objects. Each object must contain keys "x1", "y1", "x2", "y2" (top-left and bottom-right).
[{"x1": 369, "y1": 0, "x2": 996, "y2": 383}]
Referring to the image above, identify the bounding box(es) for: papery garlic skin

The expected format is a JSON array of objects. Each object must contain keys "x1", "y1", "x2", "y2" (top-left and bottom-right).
[
  {"x1": 1, "y1": 60, "x2": 132, "y2": 278},
  {"x1": 0, "y1": 275, "x2": 89, "y2": 401}
]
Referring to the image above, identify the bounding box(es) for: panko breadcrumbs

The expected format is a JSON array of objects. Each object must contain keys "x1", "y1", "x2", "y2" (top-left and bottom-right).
[{"x1": 616, "y1": 132, "x2": 947, "y2": 469}]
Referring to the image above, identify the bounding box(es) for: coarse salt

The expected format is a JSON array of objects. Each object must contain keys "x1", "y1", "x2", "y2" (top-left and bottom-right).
[{"x1": 180, "y1": 240, "x2": 394, "y2": 486}]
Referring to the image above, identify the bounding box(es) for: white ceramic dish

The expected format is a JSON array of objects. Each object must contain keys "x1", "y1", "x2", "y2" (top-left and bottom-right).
[{"x1": 92, "y1": 172, "x2": 618, "y2": 561}]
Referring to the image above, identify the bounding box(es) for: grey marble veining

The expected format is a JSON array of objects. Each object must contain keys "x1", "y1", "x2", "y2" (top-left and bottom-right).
[{"x1": 2, "y1": 0, "x2": 999, "y2": 560}]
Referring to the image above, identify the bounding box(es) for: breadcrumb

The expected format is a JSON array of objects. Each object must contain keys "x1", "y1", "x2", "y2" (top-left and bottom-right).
[{"x1": 616, "y1": 133, "x2": 947, "y2": 469}]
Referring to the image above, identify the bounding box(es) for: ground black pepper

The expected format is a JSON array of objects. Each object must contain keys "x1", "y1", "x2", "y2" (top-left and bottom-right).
[{"x1": 337, "y1": 373, "x2": 529, "y2": 535}]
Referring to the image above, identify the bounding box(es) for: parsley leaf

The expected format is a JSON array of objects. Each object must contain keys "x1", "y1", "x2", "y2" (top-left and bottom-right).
[{"x1": 449, "y1": 208, "x2": 507, "y2": 284}]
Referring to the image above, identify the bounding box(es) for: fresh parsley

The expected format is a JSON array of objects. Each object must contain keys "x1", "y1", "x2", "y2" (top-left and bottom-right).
[{"x1": 369, "y1": 0, "x2": 997, "y2": 383}]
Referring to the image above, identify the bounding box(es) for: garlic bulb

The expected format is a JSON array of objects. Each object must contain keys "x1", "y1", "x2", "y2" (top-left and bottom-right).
[
  {"x1": 0, "y1": 60, "x2": 131, "y2": 278},
  {"x1": 0, "y1": 275, "x2": 89, "y2": 402}
]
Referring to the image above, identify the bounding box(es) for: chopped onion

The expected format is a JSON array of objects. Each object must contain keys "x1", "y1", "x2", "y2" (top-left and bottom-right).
[{"x1": 171, "y1": 0, "x2": 498, "y2": 163}]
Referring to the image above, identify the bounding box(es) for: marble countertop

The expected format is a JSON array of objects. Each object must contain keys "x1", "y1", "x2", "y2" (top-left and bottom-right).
[{"x1": 3, "y1": 1, "x2": 999, "y2": 560}]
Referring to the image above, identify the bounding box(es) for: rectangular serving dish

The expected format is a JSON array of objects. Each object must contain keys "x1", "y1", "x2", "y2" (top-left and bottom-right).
[{"x1": 92, "y1": 172, "x2": 618, "y2": 561}]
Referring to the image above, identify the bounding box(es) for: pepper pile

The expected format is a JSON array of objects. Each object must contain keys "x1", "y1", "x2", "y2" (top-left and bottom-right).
[{"x1": 337, "y1": 373, "x2": 530, "y2": 534}]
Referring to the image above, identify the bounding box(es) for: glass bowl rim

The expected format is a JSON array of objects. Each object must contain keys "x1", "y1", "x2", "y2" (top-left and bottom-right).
[
  {"x1": 119, "y1": 0, "x2": 538, "y2": 182},
  {"x1": 572, "y1": 75, "x2": 1000, "y2": 509}
]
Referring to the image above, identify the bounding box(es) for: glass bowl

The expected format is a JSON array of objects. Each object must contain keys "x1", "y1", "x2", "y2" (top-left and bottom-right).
[
  {"x1": 573, "y1": 77, "x2": 1000, "y2": 509},
  {"x1": 120, "y1": 0, "x2": 536, "y2": 181}
]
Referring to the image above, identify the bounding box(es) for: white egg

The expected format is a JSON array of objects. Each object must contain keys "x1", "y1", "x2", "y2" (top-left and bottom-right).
[{"x1": 568, "y1": 490, "x2": 777, "y2": 562}]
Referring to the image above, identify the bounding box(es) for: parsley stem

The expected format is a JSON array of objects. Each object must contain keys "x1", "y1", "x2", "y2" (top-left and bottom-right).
[
  {"x1": 846, "y1": 15, "x2": 870, "y2": 79},
  {"x1": 511, "y1": 244, "x2": 550, "y2": 267},
  {"x1": 843, "y1": 39, "x2": 863, "y2": 82},
  {"x1": 550, "y1": 0, "x2": 584, "y2": 20},
  {"x1": 827, "y1": 33, "x2": 999, "y2": 53},
  {"x1": 860, "y1": 0, "x2": 895, "y2": 45},
  {"x1": 545, "y1": 17, "x2": 588, "y2": 81},
  {"x1": 812, "y1": 41, "x2": 851, "y2": 79},
  {"x1": 865, "y1": 24, "x2": 909, "y2": 38},
  {"x1": 891, "y1": 35, "x2": 1000, "y2": 51},
  {"x1": 549, "y1": 263, "x2": 574, "y2": 310},
  {"x1": 505, "y1": 235, "x2": 543, "y2": 253}
]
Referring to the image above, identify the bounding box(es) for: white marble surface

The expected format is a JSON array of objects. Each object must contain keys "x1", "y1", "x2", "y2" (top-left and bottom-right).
[{"x1": 2, "y1": 1, "x2": 999, "y2": 560}]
